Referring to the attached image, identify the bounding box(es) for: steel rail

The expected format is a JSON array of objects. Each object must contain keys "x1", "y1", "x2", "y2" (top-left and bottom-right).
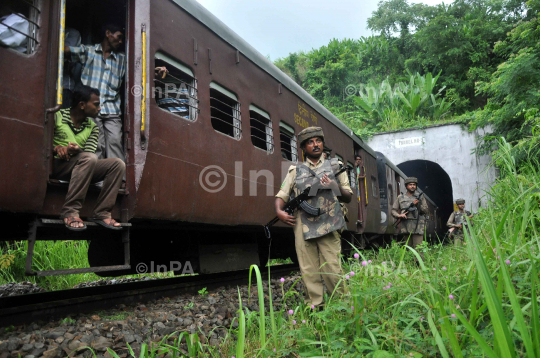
[{"x1": 0, "y1": 264, "x2": 299, "y2": 327}]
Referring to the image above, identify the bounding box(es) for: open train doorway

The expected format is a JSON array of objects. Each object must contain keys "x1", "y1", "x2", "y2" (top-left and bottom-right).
[{"x1": 397, "y1": 160, "x2": 453, "y2": 238}]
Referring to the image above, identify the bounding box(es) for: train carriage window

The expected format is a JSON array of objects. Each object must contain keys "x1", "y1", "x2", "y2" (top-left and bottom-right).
[
  {"x1": 388, "y1": 184, "x2": 393, "y2": 204},
  {"x1": 371, "y1": 175, "x2": 378, "y2": 198},
  {"x1": 249, "y1": 105, "x2": 273, "y2": 153},
  {"x1": 279, "y1": 122, "x2": 297, "y2": 162},
  {"x1": 0, "y1": 0, "x2": 41, "y2": 55},
  {"x1": 347, "y1": 162, "x2": 356, "y2": 189},
  {"x1": 154, "y1": 52, "x2": 198, "y2": 121},
  {"x1": 210, "y1": 82, "x2": 241, "y2": 139}
]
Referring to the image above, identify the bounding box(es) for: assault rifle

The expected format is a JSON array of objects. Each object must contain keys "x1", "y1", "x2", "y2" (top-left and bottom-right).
[
  {"x1": 263, "y1": 166, "x2": 347, "y2": 239},
  {"x1": 393, "y1": 191, "x2": 425, "y2": 229}
]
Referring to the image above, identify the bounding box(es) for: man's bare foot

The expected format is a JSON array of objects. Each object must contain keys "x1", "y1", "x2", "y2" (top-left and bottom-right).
[
  {"x1": 63, "y1": 217, "x2": 87, "y2": 231},
  {"x1": 103, "y1": 218, "x2": 121, "y2": 227}
]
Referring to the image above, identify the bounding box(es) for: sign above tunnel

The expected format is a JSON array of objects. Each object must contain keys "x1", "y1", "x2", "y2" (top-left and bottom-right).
[{"x1": 395, "y1": 136, "x2": 424, "y2": 148}]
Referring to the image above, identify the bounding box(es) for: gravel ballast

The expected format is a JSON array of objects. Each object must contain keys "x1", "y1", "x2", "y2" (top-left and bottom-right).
[{"x1": 0, "y1": 274, "x2": 304, "y2": 357}]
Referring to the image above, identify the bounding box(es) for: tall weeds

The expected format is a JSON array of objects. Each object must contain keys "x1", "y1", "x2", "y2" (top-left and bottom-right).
[{"x1": 229, "y1": 139, "x2": 540, "y2": 357}]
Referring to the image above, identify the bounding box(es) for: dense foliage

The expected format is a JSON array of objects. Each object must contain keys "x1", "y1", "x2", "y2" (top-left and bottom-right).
[{"x1": 275, "y1": 0, "x2": 540, "y2": 162}]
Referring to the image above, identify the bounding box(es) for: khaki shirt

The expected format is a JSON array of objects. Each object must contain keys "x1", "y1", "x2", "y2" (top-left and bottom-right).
[
  {"x1": 447, "y1": 210, "x2": 473, "y2": 228},
  {"x1": 391, "y1": 191, "x2": 429, "y2": 235},
  {"x1": 275, "y1": 156, "x2": 352, "y2": 240},
  {"x1": 276, "y1": 156, "x2": 352, "y2": 203}
]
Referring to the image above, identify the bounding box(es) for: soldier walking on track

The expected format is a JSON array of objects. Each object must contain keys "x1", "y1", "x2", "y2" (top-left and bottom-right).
[
  {"x1": 274, "y1": 127, "x2": 353, "y2": 308},
  {"x1": 447, "y1": 198, "x2": 473, "y2": 246},
  {"x1": 391, "y1": 177, "x2": 428, "y2": 260}
]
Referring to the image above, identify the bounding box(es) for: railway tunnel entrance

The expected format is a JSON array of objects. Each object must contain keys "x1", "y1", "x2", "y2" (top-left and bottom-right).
[{"x1": 397, "y1": 160, "x2": 453, "y2": 237}]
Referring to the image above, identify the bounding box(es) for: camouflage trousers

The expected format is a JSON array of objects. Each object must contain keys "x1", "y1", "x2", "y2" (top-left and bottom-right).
[
  {"x1": 405, "y1": 234, "x2": 424, "y2": 261},
  {"x1": 452, "y1": 229, "x2": 467, "y2": 247},
  {"x1": 293, "y1": 216, "x2": 345, "y2": 306}
]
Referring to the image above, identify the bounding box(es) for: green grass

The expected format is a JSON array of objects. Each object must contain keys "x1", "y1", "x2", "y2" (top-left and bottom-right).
[
  {"x1": 0, "y1": 241, "x2": 179, "y2": 291},
  {"x1": 220, "y1": 140, "x2": 540, "y2": 357}
]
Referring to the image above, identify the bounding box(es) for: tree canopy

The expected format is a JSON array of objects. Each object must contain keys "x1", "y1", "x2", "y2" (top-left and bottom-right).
[{"x1": 274, "y1": 0, "x2": 539, "y2": 163}]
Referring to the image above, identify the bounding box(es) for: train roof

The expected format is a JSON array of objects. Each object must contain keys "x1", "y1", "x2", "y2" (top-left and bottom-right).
[{"x1": 172, "y1": 0, "x2": 377, "y2": 158}]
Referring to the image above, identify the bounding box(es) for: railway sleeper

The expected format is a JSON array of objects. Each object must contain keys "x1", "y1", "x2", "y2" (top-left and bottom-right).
[{"x1": 25, "y1": 218, "x2": 132, "y2": 276}]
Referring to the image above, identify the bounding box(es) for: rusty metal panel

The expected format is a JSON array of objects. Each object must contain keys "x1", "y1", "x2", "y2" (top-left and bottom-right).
[
  {"x1": 133, "y1": 0, "x2": 372, "y2": 229},
  {"x1": 0, "y1": 0, "x2": 53, "y2": 213}
]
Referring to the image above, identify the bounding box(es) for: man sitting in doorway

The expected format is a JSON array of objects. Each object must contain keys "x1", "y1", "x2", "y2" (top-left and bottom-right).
[
  {"x1": 52, "y1": 85, "x2": 125, "y2": 231},
  {"x1": 65, "y1": 24, "x2": 168, "y2": 161}
]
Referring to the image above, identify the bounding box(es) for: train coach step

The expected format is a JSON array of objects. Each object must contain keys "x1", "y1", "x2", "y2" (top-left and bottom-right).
[
  {"x1": 41, "y1": 218, "x2": 132, "y2": 227},
  {"x1": 25, "y1": 218, "x2": 132, "y2": 276},
  {"x1": 31, "y1": 265, "x2": 131, "y2": 277},
  {"x1": 48, "y1": 179, "x2": 128, "y2": 195}
]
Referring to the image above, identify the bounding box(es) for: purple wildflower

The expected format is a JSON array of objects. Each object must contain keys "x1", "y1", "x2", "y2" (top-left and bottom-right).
[
  {"x1": 449, "y1": 294, "x2": 454, "y2": 300},
  {"x1": 302, "y1": 320, "x2": 306, "y2": 323},
  {"x1": 311, "y1": 304, "x2": 315, "y2": 310},
  {"x1": 451, "y1": 314, "x2": 456, "y2": 318},
  {"x1": 345, "y1": 275, "x2": 350, "y2": 280},
  {"x1": 506, "y1": 259, "x2": 511, "y2": 265},
  {"x1": 350, "y1": 271, "x2": 355, "y2": 276},
  {"x1": 280, "y1": 277, "x2": 285, "y2": 283},
  {"x1": 362, "y1": 261, "x2": 367, "y2": 266},
  {"x1": 368, "y1": 260, "x2": 372, "y2": 263},
  {"x1": 383, "y1": 286, "x2": 387, "y2": 290},
  {"x1": 442, "y1": 266, "x2": 447, "y2": 271},
  {"x1": 354, "y1": 253, "x2": 360, "y2": 259},
  {"x1": 288, "y1": 309, "x2": 293, "y2": 315},
  {"x1": 292, "y1": 320, "x2": 296, "y2": 324}
]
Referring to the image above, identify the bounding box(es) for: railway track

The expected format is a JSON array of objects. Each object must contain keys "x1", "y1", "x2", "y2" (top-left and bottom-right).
[{"x1": 0, "y1": 264, "x2": 299, "y2": 327}]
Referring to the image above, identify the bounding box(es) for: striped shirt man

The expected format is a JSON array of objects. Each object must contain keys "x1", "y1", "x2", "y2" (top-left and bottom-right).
[
  {"x1": 70, "y1": 44, "x2": 126, "y2": 115},
  {"x1": 53, "y1": 108, "x2": 99, "y2": 157}
]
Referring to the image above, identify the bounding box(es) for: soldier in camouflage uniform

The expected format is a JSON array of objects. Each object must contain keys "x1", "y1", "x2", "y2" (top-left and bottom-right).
[
  {"x1": 275, "y1": 127, "x2": 352, "y2": 308},
  {"x1": 391, "y1": 177, "x2": 429, "y2": 259},
  {"x1": 447, "y1": 198, "x2": 473, "y2": 246}
]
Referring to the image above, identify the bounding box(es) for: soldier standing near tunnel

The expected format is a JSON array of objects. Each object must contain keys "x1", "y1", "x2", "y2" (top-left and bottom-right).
[
  {"x1": 274, "y1": 127, "x2": 352, "y2": 308},
  {"x1": 391, "y1": 177, "x2": 429, "y2": 260},
  {"x1": 447, "y1": 198, "x2": 473, "y2": 246}
]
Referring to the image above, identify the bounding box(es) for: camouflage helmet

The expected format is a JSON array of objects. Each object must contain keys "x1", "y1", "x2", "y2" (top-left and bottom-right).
[
  {"x1": 404, "y1": 177, "x2": 418, "y2": 184},
  {"x1": 298, "y1": 127, "x2": 324, "y2": 146},
  {"x1": 455, "y1": 198, "x2": 465, "y2": 205}
]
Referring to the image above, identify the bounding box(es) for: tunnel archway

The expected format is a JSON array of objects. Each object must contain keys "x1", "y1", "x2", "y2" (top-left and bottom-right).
[{"x1": 397, "y1": 160, "x2": 454, "y2": 237}]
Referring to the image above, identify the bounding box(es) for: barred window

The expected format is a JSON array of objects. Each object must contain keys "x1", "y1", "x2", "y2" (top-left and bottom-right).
[
  {"x1": 348, "y1": 162, "x2": 356, "y2": 189},
  {"x1": 279, "y1": 122, "x2": 297, "y2": 162},
  {"x1": 210, "y1": 83, "x2": 241, "y2": 139},
  {"x1": 0, "y1": 0, "x2": 41, "y2": 55},
  {"x1": 154, "y1": 52, "x2": 198, "y2": 121},
  {"x1": 249, "y1": 105, "x2": 273, "y2": 153}
]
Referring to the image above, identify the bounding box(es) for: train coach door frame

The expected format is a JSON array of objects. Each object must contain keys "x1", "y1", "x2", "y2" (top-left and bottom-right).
[{"x1": 355, "y1": 149, "x2": 368, "y2": 234}]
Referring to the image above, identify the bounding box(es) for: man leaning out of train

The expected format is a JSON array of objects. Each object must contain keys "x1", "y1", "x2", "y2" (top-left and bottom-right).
[
  {"x1": 274, "y1": 127, "x2": 353, "y2": 309},
  {"x1": 64, "y1": 24, "x2": 168, "y2": 162},
  {"x1": 51, "y1": 85, "x2": 125, "y2": 231},
  {"x1": 391, "y1": 177, "x2": 429, "y2": 261}
]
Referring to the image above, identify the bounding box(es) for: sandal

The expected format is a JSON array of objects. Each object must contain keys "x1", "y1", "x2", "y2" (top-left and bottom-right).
[
  {"x1": 63, "y1": 216, "x2": 87, "y2": 231},
  {"x1": 89, "y1": 217, "x2": 123, "y2": 231}
]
